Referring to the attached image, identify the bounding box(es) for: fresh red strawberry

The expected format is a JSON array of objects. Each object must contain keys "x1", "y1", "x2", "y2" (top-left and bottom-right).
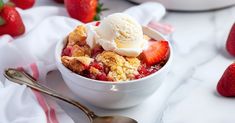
[
  {"x1": 0, "y1": 1, "x2": 25, "y2": 37},
  {"x1": 140, "y1": 41, "x2": 169, "y2": 65},
  {"x1": 217, "y1": 62, "x2": 235, "y2": 97},
  {"x1": 54, "y1": 0, "x2": 64, "y2": 3},
  {"x1": 10, "y1": 0, "x2": 35, "y2": 10},
  {"x1": 226, "y1": 23, "x2": 235, "y2": 57},
  {"x1": 64, "y1": 0, "x2": 107, "y2": 23}
]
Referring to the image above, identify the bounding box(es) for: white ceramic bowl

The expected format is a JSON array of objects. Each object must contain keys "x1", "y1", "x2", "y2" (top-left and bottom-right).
[
  {"x1": 55, "y1": 26, "x2": 173, "y2": 109},
  {"x1": 129, "y1": 0, "x2": 235, "y2": 11}
]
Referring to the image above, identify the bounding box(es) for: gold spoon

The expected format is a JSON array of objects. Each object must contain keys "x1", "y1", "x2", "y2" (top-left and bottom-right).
[{"x1": 4, "y1": 68, "x2": 137, "y2": 123}]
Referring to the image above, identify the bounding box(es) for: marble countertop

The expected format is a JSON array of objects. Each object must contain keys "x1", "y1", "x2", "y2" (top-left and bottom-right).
[
  {"x1": 161, "y1": 5, "x2": 235, "y2": 123},
  {"x1": 36, "y1": 0, "x2": 235, "y2": 123}
]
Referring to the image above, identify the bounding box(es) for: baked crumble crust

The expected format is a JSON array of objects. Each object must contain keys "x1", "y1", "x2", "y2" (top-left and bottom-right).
[
  {"x1": 96, "y1": 51, "x2": 140, "y2": 81},
  {"x1": 68, "y1": 25, "x2": 87, "y2": 46},
  {"x1": 61, "y1": 56, "x2": 86, "y2": 74}
]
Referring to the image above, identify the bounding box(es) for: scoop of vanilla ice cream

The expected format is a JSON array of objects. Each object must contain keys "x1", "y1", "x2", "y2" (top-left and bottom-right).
[{"x1": 95, "y1": 13, "x2": 147, "y2": 57}]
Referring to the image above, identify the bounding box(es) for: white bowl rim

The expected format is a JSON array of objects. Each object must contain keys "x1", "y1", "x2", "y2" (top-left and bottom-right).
[{"x1": 55, "y1": 26, "x2": 173, "y2": 85}]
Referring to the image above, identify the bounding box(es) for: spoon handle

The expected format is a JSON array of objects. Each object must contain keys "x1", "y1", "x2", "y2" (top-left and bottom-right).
[{"x1": 4, "y1": 68, "x2": 96, "y2": 122}]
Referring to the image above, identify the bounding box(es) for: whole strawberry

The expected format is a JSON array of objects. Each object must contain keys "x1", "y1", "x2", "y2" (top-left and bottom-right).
[
  {"x1": 64, "y1": 0, "x2": 106, "y2": 23},
  {"x1": 226, "y1": 23, "x2": 235, "y2": 57},
  {"x1": 0, "y1": 0, "x2": 25, "y2": 36},
  {"x1": 217, "y1": 62, "x2": 235, "y2": 97},
  {"x1": 10, "y1": 0, "x2": 35, "y2": 10}
]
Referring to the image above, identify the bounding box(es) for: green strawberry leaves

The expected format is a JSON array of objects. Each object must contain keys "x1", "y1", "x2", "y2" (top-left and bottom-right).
[
  {"x1": 96, "y1": 3, "x2": 108, "y2": 13},
  {"x1": 94, "y1": 2, "x2": 108, "y2": 21},
  {"x1": 0, "y1": 0, "x2": 4, "y2": 12},
  {"x1": 0, "y1": 0, "x2": 5, "y2": 26},
  {"x1": 0, "y1": 16, "x2": 5, "y2": 25},
  {"x1": 94, "y1": 14, "x2": 100, "y2": 21}
]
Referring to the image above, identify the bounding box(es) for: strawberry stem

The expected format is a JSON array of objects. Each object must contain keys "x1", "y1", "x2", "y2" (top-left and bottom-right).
[
  {"x1": 95, "y1": 2, "x2": 108, "y2": 21},
  {"x1": 94, "y1": 15, "x2": 100, "y2": 21},
  {"x1": 101, "y1": 8, "x2": 109, "y2": 11},
  {"x1": 5, "y1": 1, "x2": 15, "y2": 7},
  {"x1": 96, "y1": 3, "x2": 108, "y2": 13},
  {"x1": 96, "y1": 3, "x2": 102, "y2": 13},
  {"x1": 0, "y1": 16, "x2": 6, "y2": 26},
  {"x1": 0, "y1": 0, "x2": 4, "y2": 12}
]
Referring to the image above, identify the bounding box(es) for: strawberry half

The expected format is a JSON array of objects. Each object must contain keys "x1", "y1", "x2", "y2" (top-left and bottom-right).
[
  {"x1": 226, "y1": 23, "x2": 235, "y2": 57},
  {"x1": 217, "y1": 62, "x2": 235, "y2": 97},
  {"x1": 140, "y1": 40, "x2": 170, "y2": 66}
]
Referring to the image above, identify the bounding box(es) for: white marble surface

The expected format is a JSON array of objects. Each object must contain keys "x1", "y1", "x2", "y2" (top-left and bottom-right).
[
  {"x1": 161, "y1": 6, "x2": 235, "y2": 123},
  {"x1": 36, "y1": 0, "x2": 235, "y2": 123}
]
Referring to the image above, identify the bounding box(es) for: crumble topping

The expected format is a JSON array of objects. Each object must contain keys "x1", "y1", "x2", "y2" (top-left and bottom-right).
[
  {"x1": 61, "y1": 56, "x2": 86, "y2": 74},
  {"x1": 96, "y1": 51, "x2": 140, "y2": 81},
  {"x1": 61, "y1": 25, "x2": 165, "y2": 82},
  {"x1": 71, "y1": 44, "x2": 91, "y2": 57},
  {"x1": 68, "y1": 25, "x2": 87, "y2": 46}
]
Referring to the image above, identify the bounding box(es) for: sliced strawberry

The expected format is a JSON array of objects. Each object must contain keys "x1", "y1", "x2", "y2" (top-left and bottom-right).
[{"x1": 140, "y1": 41, "x2": 169, "y2": 66}]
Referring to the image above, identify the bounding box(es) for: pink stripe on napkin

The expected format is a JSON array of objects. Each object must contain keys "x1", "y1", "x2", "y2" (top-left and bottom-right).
[
  {"x1": 17, "y1": 66, "x2": 51, "y2": 123},
  {"x1": 148, "y1": 21, "x2": 174, "y2": 35},
  {"x1": 29, "y1": 63, "x2": 59, "y2": 123},
  {"x1": 33, "y1": 91, "x2": 51, "y2": 123},
  {"x1": 30, "y1": 63, "x2": 39, "y2": 80},
  {"x1": 50, "y1": 108, "x2": 59, "y2": 123},
  {"x1": 8, "y1": 39, "x2": 13, "y2": 43}
]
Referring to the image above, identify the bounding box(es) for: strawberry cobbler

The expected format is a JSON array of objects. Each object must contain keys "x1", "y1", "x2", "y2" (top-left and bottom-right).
[{"x1": 61, "y1": 13, "x2": 169, "y2": 82}]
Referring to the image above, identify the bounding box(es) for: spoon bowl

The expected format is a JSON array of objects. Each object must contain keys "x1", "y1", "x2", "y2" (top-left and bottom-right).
[
  {"x1": 4, "y1": 68, "x2": 137, "y2": 123},
  {"x1": 93, "y1": 116, "x2": 137, "y2": 123}
]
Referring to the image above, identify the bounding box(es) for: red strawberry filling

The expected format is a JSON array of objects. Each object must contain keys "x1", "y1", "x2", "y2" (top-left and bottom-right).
[
  {"x1": 90, "y1": 62, "x2": 104, "y2": 70},
  {"x1": 135, "y1": 63, "x2": 163, "y2": 79},
  {"x1": 91, "y1": 45, "x2": 104, "y2": 57},
  {"x1": 62, "y1": 46, "x2": 72, "y2": 56},
  {"x1": 62, "y1": 39, "x2": 169, "y2": 81}
]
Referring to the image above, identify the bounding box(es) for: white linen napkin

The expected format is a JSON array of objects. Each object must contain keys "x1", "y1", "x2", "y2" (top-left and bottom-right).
[
  {"x1": 0, "y1": 2, "x2": 171, "y2": 123},
  {"x1": 124, "y1": 2, "x2": 165, "y2": 25}
]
